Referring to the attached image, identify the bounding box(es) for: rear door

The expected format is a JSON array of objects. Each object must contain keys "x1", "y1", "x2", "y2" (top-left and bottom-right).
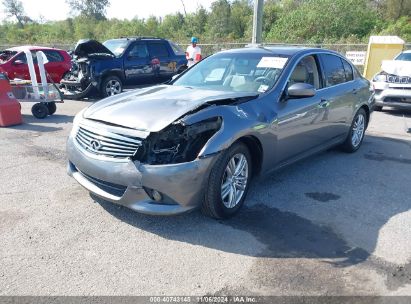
[
  {"x1": 147, "y1": 41, "x2": 175, "y2": 82},
  {"x1": 42, "y1": 50, "x2": 67, "y2": 83},
  {"x1": 317, "y1": 53, "x2": 359, "y2": 138},
  {"x1": 123, "y1": 42, "x2": 154, "y2": 85}
]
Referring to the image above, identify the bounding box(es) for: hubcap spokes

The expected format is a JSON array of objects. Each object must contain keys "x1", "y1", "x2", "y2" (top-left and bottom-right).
[
  {"x1": 351, "y1": 114, "x2": 365, "y2": 147},
  {"x1": 106, "y1": 80, "x2": 121, "y2": 96},
  {"x1": 221, "y1": 154, "x2": 249, "y2": 209}
]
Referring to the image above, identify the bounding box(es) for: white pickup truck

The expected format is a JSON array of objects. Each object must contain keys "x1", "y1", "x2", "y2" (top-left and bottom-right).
[{"x1": 371, "y1": 50, "x2": 411, "y2": 110}]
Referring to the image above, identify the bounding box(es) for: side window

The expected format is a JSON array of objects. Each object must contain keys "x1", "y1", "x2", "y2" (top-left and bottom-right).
[
  {"x1": 13, "y1": 52, "x2": 38, "y2": 64},
  {"x1": 320, "y1": 54, "x2": 346, "y2": 87},
  {"x1": 288, "y1": 55, "x2": 321, "y2": 89},
  {"x1": 127, "y1": 43, "x2": 149, "y2": 58},
  {"x1": 342, "y1": 59, "x2": 353, "y2": 81},
  {"x1": 147, "y1": 42, "x2": 169, "y2": 58},
  {"x1": 44, "y1": 50, "x2": 64, "y2": 62}
]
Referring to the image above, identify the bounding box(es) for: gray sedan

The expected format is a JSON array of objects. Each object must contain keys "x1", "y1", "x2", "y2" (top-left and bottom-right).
[{"x1": 67, "y1": 47, "x2": 373, "y2": 219}]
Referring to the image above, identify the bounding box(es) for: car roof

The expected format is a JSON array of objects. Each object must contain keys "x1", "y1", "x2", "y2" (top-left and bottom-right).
[
  {"x1": 107, "y1": 37, "x2": 165, "y2": 42},
  {"x1": 7, "y1": 46, "x2": 62, "y2": 52},
  {"x1": 218, "y1": 46, "x2": 337, "y2": 57}
]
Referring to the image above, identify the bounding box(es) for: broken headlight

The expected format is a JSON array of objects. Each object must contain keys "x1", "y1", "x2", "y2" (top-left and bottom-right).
[
  {"x1": 373, "y1": 72, "x2": 387, "y2": 82},
  {"x1": 134, "y1": 117, "x2": 222, "y2": 165}
]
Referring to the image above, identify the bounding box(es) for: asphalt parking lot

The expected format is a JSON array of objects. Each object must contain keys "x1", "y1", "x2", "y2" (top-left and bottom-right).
[{"x1": 0, "y1": 98, "x2": 410, "y2": 296}]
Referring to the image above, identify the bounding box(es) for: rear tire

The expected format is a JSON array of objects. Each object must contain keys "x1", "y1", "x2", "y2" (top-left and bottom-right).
[
  {"x1": 101, "y1": 75, "x2": 123, "y2": 98},
  {"x1": 202, "y1": 142, "x2": 252, "y2": 219},
  {"x1": 341, "y1": 108, "x2": 367, "y2": 153}
]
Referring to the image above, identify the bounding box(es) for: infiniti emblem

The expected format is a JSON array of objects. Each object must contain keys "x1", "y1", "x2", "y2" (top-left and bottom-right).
[{"x1": 90, "y1": 140, "x2": 102, "y2": 151}]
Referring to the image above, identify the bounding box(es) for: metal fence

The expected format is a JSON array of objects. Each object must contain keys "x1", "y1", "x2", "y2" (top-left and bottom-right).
[{"x1": 2, "y1": 42, "x2": 410, "y2": 55}]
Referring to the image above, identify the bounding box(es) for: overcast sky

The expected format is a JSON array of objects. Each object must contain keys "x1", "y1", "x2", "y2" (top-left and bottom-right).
[{"x1": 0, "y1": 0, "x2": 216, "y2": 21}]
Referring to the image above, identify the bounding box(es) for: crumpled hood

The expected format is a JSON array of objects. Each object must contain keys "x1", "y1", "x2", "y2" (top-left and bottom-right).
[
  {"x1": 83, "y1": 85, "x2": 256, "y2": 132},
  {"x1": 74, "y1": 39, "x2": 114, "y2": 57},
  {"x1": 381, "y1": 60, "x2": 411, "y2": 77}
]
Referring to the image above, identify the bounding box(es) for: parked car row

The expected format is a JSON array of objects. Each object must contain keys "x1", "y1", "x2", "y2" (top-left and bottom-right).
[
  {"x1": 60, "y1": 37, "x2": 187, "y2": 99},
  {"x1": 0, "y1": 37, "x2": 188, "y2": 98}
]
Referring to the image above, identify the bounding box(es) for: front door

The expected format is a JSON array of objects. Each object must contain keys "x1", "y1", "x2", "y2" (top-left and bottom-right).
[{"x1": 276, "y1": 55, "x2": 329, "y2": 163}]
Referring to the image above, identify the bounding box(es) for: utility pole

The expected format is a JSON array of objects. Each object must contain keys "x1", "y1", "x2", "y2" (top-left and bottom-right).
[{"x1": 252, "y1": 0, "x2": 264, "y2": 44}]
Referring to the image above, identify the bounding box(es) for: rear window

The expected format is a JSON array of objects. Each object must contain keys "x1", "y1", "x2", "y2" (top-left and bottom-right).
[
  {"x1": 148, "y1": 42, "x2": 169, "y2": 58},
  {"x1": 43, "y1": 50, "x2": 64, "y2": 62},
  {"x1": 320, "y1": 54, "x2": 347, "y2": 87},
  {"x1": 342, "y1": 59, "x2": 353, "y2": 81}
]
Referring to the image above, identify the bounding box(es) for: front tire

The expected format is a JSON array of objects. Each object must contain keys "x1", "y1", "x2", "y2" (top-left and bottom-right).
[
  {"x1": 202, "y1": 142, "x2": 252, "y2": 219},
  {"x1": 341, "y1": 108, "x2": 367, "y2": 153},
  {"x1": 101, "y1": 75, "x2": 123, "y2": 98}
]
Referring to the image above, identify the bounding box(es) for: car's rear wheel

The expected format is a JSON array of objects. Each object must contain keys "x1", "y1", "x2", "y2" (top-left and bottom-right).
[
  {"x1": 341, "y1": 108, "x2": 367, "y2": 153},
  {"x1": 202, "y1": 142, "x2": 252, "y2": 219},
  {"x1": 101, "y1": 76, "x2": 123, "y2": 98}
]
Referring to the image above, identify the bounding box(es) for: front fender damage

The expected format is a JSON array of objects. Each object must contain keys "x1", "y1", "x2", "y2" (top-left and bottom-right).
[{"x1": 133, "y1": 95, "x2": 258, "y2": 165}]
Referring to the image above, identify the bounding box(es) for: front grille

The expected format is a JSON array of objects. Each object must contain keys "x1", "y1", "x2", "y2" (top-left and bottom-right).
[
  {"x1": 387, "y1": 75, "x2": 411, "y2": 84},
  {"x1": 76, "y1": 126, "x2": 142, "y2": 158},
  {"x1": 79, "y1": 170, "x2": 127, "y2": 197}
]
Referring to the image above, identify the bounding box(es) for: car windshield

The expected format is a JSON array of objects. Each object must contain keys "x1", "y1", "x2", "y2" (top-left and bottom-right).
[
  {"x1": 395, "y1": 52, "x2": 411, "y2": 61},
  {"x1": 0, "y1": 50, "x2": 17, "y2": 63},
  {"x1": 103, "y1": 39, "x2": 129, "y2": 57},
  {"x1": 173, "y1": 52, "x2": 290, "y2": 94}
]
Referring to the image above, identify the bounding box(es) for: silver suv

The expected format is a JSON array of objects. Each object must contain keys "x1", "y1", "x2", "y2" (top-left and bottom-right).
[{"x1": 371, "y1": 50, "x2": 411, "y2": 110}]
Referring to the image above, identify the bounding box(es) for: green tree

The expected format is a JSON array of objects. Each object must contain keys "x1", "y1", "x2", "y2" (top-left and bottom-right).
[
  {"x1": 66, "y1": 0, "x2": 110, "y2": 20},
  {"x1": 2, "y1": 0, "x2": 29, "y2": 27},
  {"x1": 230, "y1": 0, "x2": 252, "y2": 40},
  {"x1": 266, "y1": 0, "x2": 380, "y2": 43},
  {"x1": 206, "y1": 0, "x2": 232, "y2": 40}
]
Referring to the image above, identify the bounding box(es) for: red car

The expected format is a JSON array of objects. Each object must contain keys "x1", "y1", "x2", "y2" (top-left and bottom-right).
[{"x1": 0, "y1": 46, "x2": 71, "y2": 83}]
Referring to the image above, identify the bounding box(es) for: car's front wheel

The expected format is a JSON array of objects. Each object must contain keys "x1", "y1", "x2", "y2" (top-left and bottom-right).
[
  {"x1": 341, "y1": 108, "x2": 367, "y2": 153},
  {"x1": 202, "y1": 142, "x2": 252, "y2": 219},
  {"x1": 101, "y1": 76, "x2": 123, "y2": 98}
]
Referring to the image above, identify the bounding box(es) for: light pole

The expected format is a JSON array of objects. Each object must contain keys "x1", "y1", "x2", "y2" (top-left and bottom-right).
[{"x1": 252, "y1": 0, "x2": 264, "y2": 44}]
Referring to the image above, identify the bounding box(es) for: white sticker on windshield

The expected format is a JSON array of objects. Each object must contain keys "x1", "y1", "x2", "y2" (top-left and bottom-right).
[
  {"x1": 258, "y1": 84, "x2": 269, "y2": 93},
  {"x1": 257, "y1": 57, "x2": 288, "y2": 69}
]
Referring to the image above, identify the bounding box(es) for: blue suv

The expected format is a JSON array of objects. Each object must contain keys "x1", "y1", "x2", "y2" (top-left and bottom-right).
[{"x1": 61, "y1": 37, "x2": 188, "y2": 98}]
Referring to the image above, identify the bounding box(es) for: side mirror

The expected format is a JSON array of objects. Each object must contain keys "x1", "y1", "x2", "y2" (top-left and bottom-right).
[
  {"x1": 287, "y1": 83, "x2": 316, "y2": 98},
  {"x1": 13, "y1": 60, "x2": 25, "y2": 66}
]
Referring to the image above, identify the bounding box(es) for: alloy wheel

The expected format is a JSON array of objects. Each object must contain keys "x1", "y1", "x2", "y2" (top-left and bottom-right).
[
  {"x1": 351, "y1": 113, "x2": 365, "y2": 147},
  {"x1": 105, "y1": 80, "x2": 122, "y2": 96},
  {"x1": 221, "y1": 153, "x2": 249, "y2": 209}
]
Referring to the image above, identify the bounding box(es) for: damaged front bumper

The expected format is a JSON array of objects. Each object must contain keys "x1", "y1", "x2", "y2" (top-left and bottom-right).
[
  {"x1": 67, "y1": 135, "x2": 218, "y2": 215},
  {"x1": 60, "y1": 61, "x2": 100, "y2": 99}
]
